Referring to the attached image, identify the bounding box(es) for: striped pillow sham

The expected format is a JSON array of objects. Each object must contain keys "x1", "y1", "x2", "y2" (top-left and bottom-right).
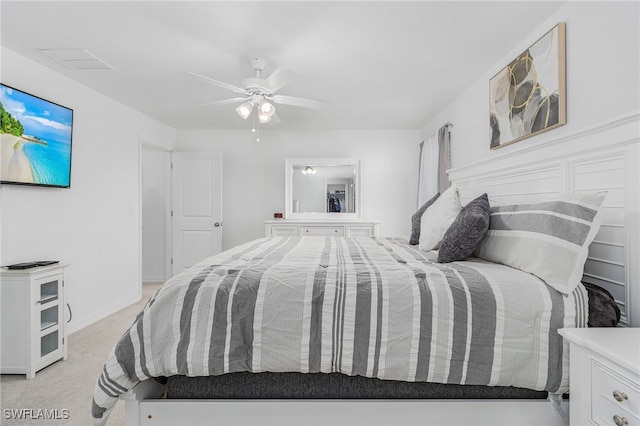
[{"x1": 474, "y1": 192, "x2": 607, "y2": 294}]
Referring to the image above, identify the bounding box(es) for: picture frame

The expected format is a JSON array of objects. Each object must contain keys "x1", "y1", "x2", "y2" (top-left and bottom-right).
[{"x1": 489, "y1": 22, "x2": 566, "y2": 149}]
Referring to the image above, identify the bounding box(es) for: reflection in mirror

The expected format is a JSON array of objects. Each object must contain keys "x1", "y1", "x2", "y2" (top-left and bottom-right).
[
  {"x1": 285, "y1": 158, "x2": 361, "y2": 220},
  {"x1": 292, "y1": 165, "x2": 356, "y2": 214}
]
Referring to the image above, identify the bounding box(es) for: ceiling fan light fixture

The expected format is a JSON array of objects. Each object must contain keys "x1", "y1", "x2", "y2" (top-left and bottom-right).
[
  {"x1": 258, "y1": 112, "x2": 272, "y2": 124},
  {"x1": 260, "y1": 101, "x2": 276, "y2": 117},
  {"x1": 235, "y1": 101, "x2": 253, "y2": 119}
]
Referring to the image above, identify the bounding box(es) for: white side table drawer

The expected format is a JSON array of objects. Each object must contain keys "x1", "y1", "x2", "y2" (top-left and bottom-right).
[
  {"x1": 592, "y1": 360, "x2": 640, "y2": 424},
  {"x1": 596, "y1": 395, "x2": 640, "y2": 426},
  {"x1": 559, "y1": 328, "x2": 640, "y2": 426},
  {"x1": 300, "y1": 226, "x2": 344, "y2": 236}
]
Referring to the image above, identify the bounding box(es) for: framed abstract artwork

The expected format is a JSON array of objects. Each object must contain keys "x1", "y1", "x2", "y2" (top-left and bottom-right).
[{"x1": 489, "y1": 22, "x2": 566, "y2": 149}]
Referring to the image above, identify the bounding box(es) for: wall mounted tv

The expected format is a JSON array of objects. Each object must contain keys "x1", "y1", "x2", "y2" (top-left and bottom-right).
[{"x1": 1, "y1": 83, "x2": 73, "y2": 188}]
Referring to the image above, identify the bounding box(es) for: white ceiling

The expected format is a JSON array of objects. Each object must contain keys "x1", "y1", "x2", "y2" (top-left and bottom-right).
[{"x1": 0, "y1": 1, "x2": 566, "y2": 131}]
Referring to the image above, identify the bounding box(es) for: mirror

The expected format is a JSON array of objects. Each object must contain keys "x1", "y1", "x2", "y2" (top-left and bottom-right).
[{"x1": 285, "y1": 158, "x2": 361, "y2": 220}]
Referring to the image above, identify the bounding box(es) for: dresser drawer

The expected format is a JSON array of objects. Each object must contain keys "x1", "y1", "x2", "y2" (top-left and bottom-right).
[
  {"x1": 592, "y1": 359, "x2": 640, "y2": 424},
  {"x1": 270, "y1": 225, "x2": 299, "y2": 236},
  {"x1": 345, "y1": 226, "x2": 374, "y2": 237},
  {"x1": 300, "y1": 226, "x2": 344, "y2": 236}
]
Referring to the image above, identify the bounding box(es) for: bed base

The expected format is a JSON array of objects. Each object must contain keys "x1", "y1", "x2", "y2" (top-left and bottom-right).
[{"x1": 121, "y1": 379, "x2": 569, "y2": 426}]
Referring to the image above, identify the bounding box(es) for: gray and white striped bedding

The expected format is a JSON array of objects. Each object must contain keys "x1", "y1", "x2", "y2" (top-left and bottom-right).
[{"x1": 92, "y1": 236, "x2": 588, "y2": 425}]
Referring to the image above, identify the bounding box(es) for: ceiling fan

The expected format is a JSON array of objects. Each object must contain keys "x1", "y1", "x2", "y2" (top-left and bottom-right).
[{"x1": 182, "y1": 58, "x2": 327, "y2": 133}]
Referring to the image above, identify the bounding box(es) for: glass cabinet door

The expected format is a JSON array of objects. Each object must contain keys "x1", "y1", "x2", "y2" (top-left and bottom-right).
[{"x1": 37, "y1": 277, "x2": 62, "y2": 358}]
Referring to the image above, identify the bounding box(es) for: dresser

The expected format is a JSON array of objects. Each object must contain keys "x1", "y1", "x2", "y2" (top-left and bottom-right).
[
  {"x1": 559, "y1": 328, "x2": 640, "y2": 426},
  {"x1": 265, "y1": 220, "x2": 380, "y2": 238},
  {"x1": 1, "y1": 263, "x2": 69, "y2": 379}
]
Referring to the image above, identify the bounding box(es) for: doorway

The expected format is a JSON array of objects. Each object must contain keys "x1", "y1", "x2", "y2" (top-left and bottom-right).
[{"x1": 141, "y1": 144, "x2": 172, "y2": 283}]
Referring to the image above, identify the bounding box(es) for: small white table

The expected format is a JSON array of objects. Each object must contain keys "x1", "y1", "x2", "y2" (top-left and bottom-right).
[{"x1": 559, "y1": 328, "x2": 640, "y2": 426}]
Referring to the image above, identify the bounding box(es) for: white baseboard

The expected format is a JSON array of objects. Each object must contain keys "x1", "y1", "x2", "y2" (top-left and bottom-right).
[
  {"x1": 67, "y1": 293, "x2": 141, "y2": 335},
  {"x1": 142, "y1": 274, "x2": 165, "y2": 283}
]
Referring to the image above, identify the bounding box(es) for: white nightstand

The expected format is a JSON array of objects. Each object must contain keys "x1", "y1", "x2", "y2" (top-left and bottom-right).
[{"x1": 559, "y1": 328, "x2": 640, "y2": 426}]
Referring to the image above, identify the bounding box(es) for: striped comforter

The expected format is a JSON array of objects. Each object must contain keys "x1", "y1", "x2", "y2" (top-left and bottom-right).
[{"x1": 92, "y1": 236, "x2": 588, "y2": 425}]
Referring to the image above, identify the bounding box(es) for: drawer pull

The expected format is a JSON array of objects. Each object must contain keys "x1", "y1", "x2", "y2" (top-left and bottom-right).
[
  {"x1": 613, "y1": 415, "x2": 628, "y2": 426},
  {"x1": 613, "y1": 390, "x2": 628, "y2": 402}
]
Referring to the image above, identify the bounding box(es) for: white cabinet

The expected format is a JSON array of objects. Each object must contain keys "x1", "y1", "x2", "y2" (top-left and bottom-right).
[
  {"x1": 559, "y1": 328, "x2": 640, "y2": 426},
  {"x1": 1, "y1": 264, "x2": 69, "y2": 379},
  {"x1": 265, "y1": 220, "x2": 380, "y2": 238}
]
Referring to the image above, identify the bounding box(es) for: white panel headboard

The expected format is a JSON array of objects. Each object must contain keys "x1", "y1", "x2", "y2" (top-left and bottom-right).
[{"x1": 448, "y1": 112, "x2": 639, "y2": 326}]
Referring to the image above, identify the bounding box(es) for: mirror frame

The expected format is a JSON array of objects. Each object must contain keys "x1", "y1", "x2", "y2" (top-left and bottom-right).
[{"x1": 285, "y1": 158, "x2": 362, "y2": 220}]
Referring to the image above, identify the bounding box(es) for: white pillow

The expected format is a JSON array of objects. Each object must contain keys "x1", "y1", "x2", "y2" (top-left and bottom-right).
[{"x1": 419, "y1": 185, "x2": 461, "y2": 251}]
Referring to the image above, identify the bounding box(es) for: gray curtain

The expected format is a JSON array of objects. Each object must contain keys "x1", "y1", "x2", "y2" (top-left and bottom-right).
[
  {"x1": 416, "y1": 133, "x2": 438, "y2": 206},
  {"x1": 417, "y1": 140, "x2": 424, "y2": 206},
  {"x1": 437, "y1": 125, "x2": 451, "y2": 193}
]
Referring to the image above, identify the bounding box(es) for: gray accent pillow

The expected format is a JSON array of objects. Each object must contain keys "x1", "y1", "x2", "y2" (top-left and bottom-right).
[
  {"x1": 409, "y1": 193, "x2": 440, "y2": 245},
  {"x1": 437, "y1": 193, "x2": 490, "y2": 263}
]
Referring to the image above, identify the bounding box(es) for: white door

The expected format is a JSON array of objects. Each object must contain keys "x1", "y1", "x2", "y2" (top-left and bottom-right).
[{"x1": 172, "y1": 151, "x2": 222, "y2": 275}]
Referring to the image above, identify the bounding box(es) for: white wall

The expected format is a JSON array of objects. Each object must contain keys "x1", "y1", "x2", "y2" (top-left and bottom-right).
[
  {"x1": 422, "y1": 1, "x2": 640, "y2": 169},
  {"x1": 0, "y1": 47, "x2": 176, "y2": 333},
  {"x1": 420, "y1": 1, "x2": 640, "y2": 325},
  {"x1": 176, "y1": 129, "x2": 421, "y2": 250}
]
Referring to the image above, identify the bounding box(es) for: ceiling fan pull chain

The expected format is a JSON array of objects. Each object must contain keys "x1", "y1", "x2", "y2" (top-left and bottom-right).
[{"x1": 253, "y1": 111, "x2": 260, "y2": 143}]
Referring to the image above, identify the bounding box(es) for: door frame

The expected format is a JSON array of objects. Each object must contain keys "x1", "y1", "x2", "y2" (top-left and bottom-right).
[{"x1": 139, "y1": 139, "x2": 173, "y2": 291}]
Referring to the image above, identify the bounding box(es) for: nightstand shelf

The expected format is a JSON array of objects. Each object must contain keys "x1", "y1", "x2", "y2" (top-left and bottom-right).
[{"x1": 1, "y1": 263, "x2": 69, "y2": 379}]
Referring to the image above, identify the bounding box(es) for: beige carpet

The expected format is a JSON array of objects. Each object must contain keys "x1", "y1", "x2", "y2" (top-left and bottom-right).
[{"x1": 1, "y1": 282, "x2": 162, "y2": 426}]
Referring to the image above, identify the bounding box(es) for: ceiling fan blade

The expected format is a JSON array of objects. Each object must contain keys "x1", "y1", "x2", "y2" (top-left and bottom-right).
[
  {"x1": 180, "y1": 71, "x2": 248, "y2": 95},
  {"x1": 272, "y1": 95, "x2": 328, "y2": 109},
  {"x1": 263, "y1": 67, "x2": 296, "y2": 93},
  {"x1": 201, "y1": 97, "x2": 248, "y2": 107}
]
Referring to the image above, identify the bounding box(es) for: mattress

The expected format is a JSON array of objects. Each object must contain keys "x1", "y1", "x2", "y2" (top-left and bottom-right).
[{"x1": 165, "y1": 372, "x2": 548, "y2": 400}]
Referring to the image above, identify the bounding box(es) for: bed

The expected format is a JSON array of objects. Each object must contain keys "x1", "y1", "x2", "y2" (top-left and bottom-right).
[
  {"x1": 92, "y1": 200, "x2": 610, "y2": 426},
  {"x1": 91, "y1": 119, "x2": 639, "y2": 425}
]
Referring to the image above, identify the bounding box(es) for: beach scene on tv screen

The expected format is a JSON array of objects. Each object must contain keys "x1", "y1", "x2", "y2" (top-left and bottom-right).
[{"x1": 0, "y1": 84, "x2": 73, "y2": 187}]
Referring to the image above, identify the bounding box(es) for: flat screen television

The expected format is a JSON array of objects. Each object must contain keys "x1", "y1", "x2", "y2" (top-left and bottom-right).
[{"x1": 1, "y1": 83, "x2": 73, "y2": 188}]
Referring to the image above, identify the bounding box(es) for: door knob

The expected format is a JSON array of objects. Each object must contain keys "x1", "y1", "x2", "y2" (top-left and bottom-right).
[{"x1": 214, "y1": 222, "x2": 221, "y2": 227}]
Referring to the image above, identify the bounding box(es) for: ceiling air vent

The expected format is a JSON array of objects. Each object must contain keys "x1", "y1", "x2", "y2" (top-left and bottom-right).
[{"x1": 39, "y1": 49, "x2": 114, "y2": 71}]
